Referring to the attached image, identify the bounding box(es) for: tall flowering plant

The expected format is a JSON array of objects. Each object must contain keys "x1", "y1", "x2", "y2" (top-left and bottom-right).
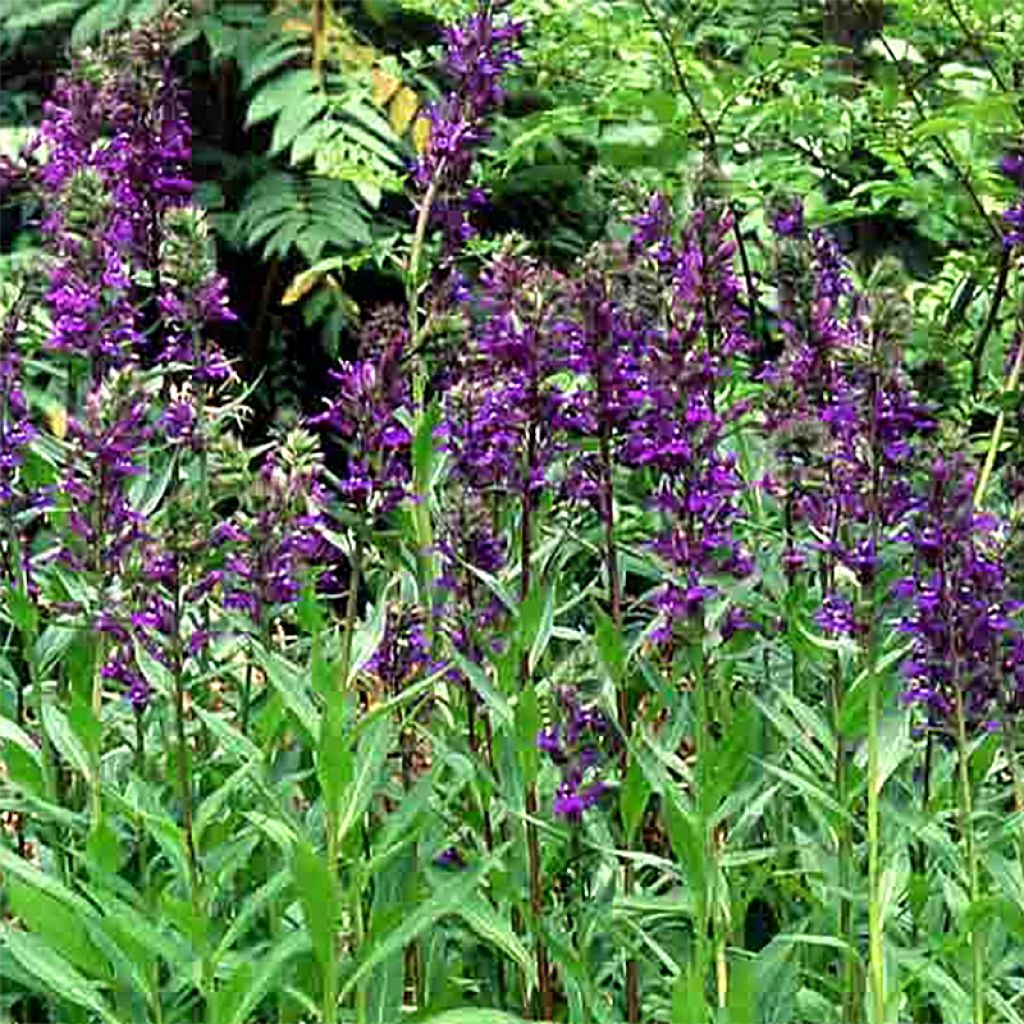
[
  {"x1": 412, "y1": 3, "x2": 524, "y2": 260},
  {"x1": 626, "y1": 196, "x2": 754, "y2": 644},
  {"x1": 898, "y1": 454, "x2": 1024, "y2": 729}
]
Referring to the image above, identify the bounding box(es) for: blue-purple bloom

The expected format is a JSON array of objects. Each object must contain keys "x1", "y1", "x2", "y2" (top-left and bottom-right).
[
  {"x1": 367, "y1": 605, "x2": 434, "y2": 693},
  {"x1": 312, "y1": 307, "x2": 413, "y2": 515},
  {"x1": 538, "y1": 686, "x2": 613, "y2": 822},
  {"x1": 412, "y1": 3, "x2": 523, "y2": 253},
  {"x1": 213, "y1": 438, "x2": 331, "y2": 628},
  {"x1": 0, "y1": 302, "x2": 38, "y2": 506},
  {"x1": 626, "y1": 200, "x2": 754, "y2": 640},
  {"x1": 771, "y1": 198, "x2": 806, "y2": 239},
  {"x1": 1001, "y1": 149, "x2": 1024, "y2": 247},
  {"x1": 897, "y1": 454, "x2": 1024, "y2": 728},
  {"x1": 442, "y1": 255, "x2": 565, "y2": 499},
  {"x1": 762, "y1": 210, "x2": 932, "y2": 635}
]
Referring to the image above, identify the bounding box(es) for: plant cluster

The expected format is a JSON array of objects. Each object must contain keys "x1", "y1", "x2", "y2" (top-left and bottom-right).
[{"x1": 2, "y1": 6, "x2": 1024, "y2": 1024}]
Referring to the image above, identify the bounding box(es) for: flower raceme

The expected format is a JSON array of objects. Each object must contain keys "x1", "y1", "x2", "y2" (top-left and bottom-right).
[
  {"x1": 34, "y1": 21, "x2": 199, "y2": 368},
  {"x1": 897, "y1": 454, "x2": 1024, "y2": 729},
  {"x1": 761, "y1": 205, "x2": 933, "y2": 636},
  {"x1": 412, "y1": 3, "x2": 523, "y2": 253},
  {"x1": 311, "y1": 307, "x2": 414, "y2": 515},
  {"x1": 626, "y1": 198, "x2": 754, "y2": 640},
  {"x1": 537, "y1": 687, "x2": 614, "y2": 821}
]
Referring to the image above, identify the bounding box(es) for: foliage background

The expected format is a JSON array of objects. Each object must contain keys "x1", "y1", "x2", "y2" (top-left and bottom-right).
[{"x1": 4, "y1": 0, "x2": 1020, "y2": 424}]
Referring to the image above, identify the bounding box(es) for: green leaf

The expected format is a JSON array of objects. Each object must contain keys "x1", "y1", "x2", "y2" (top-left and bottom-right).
[
  {"x1": 454, "y1": 897, "x2": 537, "y2": 989},
  {"x1": 335, "y1": 715, "x2": 390, "y2": 848},
  {"x1": 195, "y1": 762, "x2": 255, "y2": 847},
  {"x1": 291, "y1": 839, "x2": 338, "y2": 976},
  {"x1": 516, "y1": 685, "x2": 540, "y2": 787},
  {"x1": 671, "y1": 962, "x2": 707, "y2": 1024},
  {"x1": 195, "y1": 706, "x2": 263, "y2": 764},
  {"x1": 85, "y1": 816, "x2": 124, "y2": 875},
  {"x1": 134, "y1": 640, "x2": 173, "y2": 698},
  {"x1": 4, "y1": 929, "x2": 118, "y2": 1024},
  {"x1": 593, "y1": 606, "x2": 626, "y2": 685},
  {"x1": 216, "y1": 931, "x2": 310, "y2": 1024},
  {"x1": 68, "y1": 693, "x2": 101, "y2": 758},
  {"x1": 87, "y1": 891, "x2": 190, "y2": 977},
  {"x1": 0, "y1": 842, "x2": 96, "y2": 918},
  {"x1": 412, "y1": 400, "x2": 441, "y2": 489},
  {"x1": 620, "y1": 755, "x2": 649, "y2": 845},
  {"x1": 3, "y1": 740, "x2": 43, "y2": 794},
  {"x1": 366, "y1": 847, "x2": 412, "y2": 1024},
  {"x1": 7, "y1": 880, "x2": 110, "y2": 981},
  {"x1": 759, "y1": 760, "x2": 852, "y2": 823},
  {"x1": 318, "y1": 688, "x2": 351, "y2": 817},
  {"x1": 8, "y1": 585, "x2": 38, "y2": 634},
  {"x1": 663, "y1": 796, "x2": 706, "y2": 914},
  {"x1": 270, "y1": 90, "x2": 327, "y2": 155},
  {"x1": 257, "y1": 645, "x2": 320, "y2": 740},
  {"x1": 339, "y1": 868, "x2": 483, "y2": 1002},
  {"x1": 724, "y1": 956, "x2": 758, "y2": 1024},
  {"x1": 42, "y1": 704, "x2": 92, "y2": 782},
  {"x1": 246, "y1": 69, "x2": 317, "y2": 127},
  {"x1": 215, "y1": 870, "x2": 292, "y2": 961},
  {"x1": 450, "y1": 650, "x2": 513, "y2": 728},
  {"x1": 63, "y1": 629, "x2": 97, "y2": 703},
  {"x1": 0, "y1": 715, "x2": 40, "y2": 760},
  {"x1": 965, "y1": 896, "x2": 1024, "y2": 940},
  {"x1": 418, "y1": 1012, "x2": 538, "y2": 1024}
]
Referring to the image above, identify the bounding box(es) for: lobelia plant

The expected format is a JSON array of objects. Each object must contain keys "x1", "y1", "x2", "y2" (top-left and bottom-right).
[{"x1": 5, "y1": 6, "x2": 1024, "y2": 1024}]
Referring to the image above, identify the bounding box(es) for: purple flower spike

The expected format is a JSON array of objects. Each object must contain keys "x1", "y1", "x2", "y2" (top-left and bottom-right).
[
  {"x1": 897, "y1": 453, "x2": 1023, "y2": 731},
  {"x1": 412, "y1": 4, "x2": 523, "y2": 256}
]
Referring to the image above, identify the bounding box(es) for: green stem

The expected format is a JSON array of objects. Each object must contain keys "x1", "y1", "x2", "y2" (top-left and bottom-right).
[
  {"x1": 351, "y1": 856, "x2": 368, "y2": 1024},
  {"x1": 405, "y1": 163, "x2": 445, "y2": 636},
  {"x1": 323, "y1": 810, "x2": 340, "y2": 1024},
  {"x1": 406, "y1": 166, "x2": 445, "y2": 377},
  {"x1": 691, "y1": 631, "x2": 712, "y2": 1008},
  {"x1": 975, "y1": 334, "x2": 1024, "y2": 508},
  {"x1": 135, "y1": 712, "x2": 164, "y2": 1024},
  {"x1": 866, "y1": 640, "x2": 885, "y2": 1024},
  {"x1": 952, "y1": 684, "x2": 985, "y2": 1024},
  {"x1": 599, "y1": 413, "x2": 640, "y2": 1023},
  {"x1": 518, "y1": 424, "x2": 552, "y2": 1020},
  {"x1": 338, "y1": 535, "x2": 362, "y2": 691},
  {"x1": 169, "y1": 453, "x2": 207, "y2": 1013}
]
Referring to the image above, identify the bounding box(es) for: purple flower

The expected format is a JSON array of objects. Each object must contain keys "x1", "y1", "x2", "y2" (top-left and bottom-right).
[
  {"x1": 0, "y1": 302, "x2": 39, "y2": 517},
  {"x1": 897, "y1": 454, "x2": 1023, "y2": 729},
  {"x1": 311, "y1": 307, "x2": 413, "y2": 515},
  {"x1": 771, "y1": 198, "x2": 805, "y2": 239},
  {"x1": 1000, "y1": 152, "x2": 1024, "y2": 184},
  {"x1": 539, "y1": 687, "x2": 615, "y2": 821},
  {"x1": 412, "y1": 5, "x2": 523, "y2": 254},
  {"x1": 1001, "y1": 148, "x2": 1024, "y2": 246},
  {"x1": 213, "y1": 432, "x2": 332, "y2": 627},
  {"x1": 626, "y1": 200, "x2": 754, "y2": 640},
  {"x1": 721, "y1": 605, "x2": 755, "y2": 642},
  {"x1": 442, "y1": 255, "x2": 565, "y2": 500},
  {"x1": 368, "y1": 605, "x2": 437, "y2": 696},
  {"x1": 816, "y1": 594, "x2": 857, "y2": 637},
  {"x1": 434, "y1": 846, "x2": 466, "y2": 869},
  {"x1": 57, "y1": 370, "x2": 152, "y2": 577},
  {"x1": 762, "y1": 225, "x2": 933, "y2": 644},
  {"x1": 102, "y1": 644, "x2": 151, "y2": 711}
]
